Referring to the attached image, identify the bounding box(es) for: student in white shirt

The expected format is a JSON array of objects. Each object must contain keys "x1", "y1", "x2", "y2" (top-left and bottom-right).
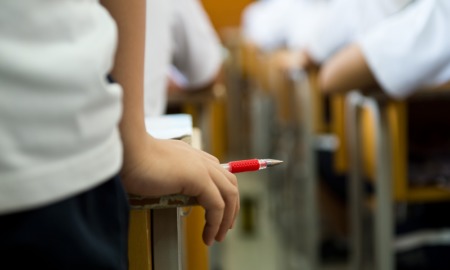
[
  {"x1": 320, "y1": 0, "x2": 450, "y2": 98},
  {"x1": 144, "y1": 0, "x2": 223, "y2": 117},
  {"x1": 0, "y1": 1, "x2": 239, "y2": 268},
  {"x1": 305, "y1": 0, "x2": 412, "y2": 64},
  {"x1": 319, "y1": 2, "x2": 450, "y2": 267},
  {"x1": 252, "y1": 0, "x2": 412, "y2": 74},
  {"x1": 241, "y1": 0, "x2": 331, "y2": 53}
]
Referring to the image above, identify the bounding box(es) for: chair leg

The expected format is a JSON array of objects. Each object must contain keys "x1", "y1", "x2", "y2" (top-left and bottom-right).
[
  {"x1": 368, "y1": 98, "x2": 394, "y2": 270},
  {"x1": 346, "y1": 92, "x2": 366, "y2": 270}
]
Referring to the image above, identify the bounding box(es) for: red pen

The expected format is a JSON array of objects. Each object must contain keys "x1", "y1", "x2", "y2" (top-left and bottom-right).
[{"x1": 221, "y1": 159, "x2": 283, "y2": 173}]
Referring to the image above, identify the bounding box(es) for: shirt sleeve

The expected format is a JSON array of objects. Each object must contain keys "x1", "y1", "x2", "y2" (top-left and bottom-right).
[
  {"x1": 305, "y1": 0, "x2": 357, "y2": 63},
  {"x1": 170, "y1": 0, "x2": 223, "y2": 89},
  {"x1": 358, "y1": 0, "x2": 450, "y2": 99}
]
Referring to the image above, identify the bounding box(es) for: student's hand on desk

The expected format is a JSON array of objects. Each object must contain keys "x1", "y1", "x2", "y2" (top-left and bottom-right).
[
  {"x1": 272, "y1": 49, "x2": 317, "y2": 75},
  {"x1": 167, "y1": 76, "x2": 184, "y2": 94},
  {"x1": 120, "y1": 136, "x2": 240, "y2": 246}
]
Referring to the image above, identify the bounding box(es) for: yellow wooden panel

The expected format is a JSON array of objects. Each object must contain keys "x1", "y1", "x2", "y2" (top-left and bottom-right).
[
  {"x1": 405, "y1": 188, "x2": 450, "y2": 202},
  {"x1": 128, "y1": 210, "x2": 152, "y2": 270},
  {"x1": 360, "y1": 107, "x2": 375, "y2": 181},
  {"x1": 308, "y1": 69, "x2": 327, "y2": 133},
  {"x1": 388, "y1": 100, "x2": 450, "y2": 202},
  {"x1": 363, "y1": 100, "x2": 450, "y2": 203},
  {"x1": 183, "y1": 206, "x2": 209, "y2": 270},
  {"x1": 210, "y1": 97, "x2": 228, "y2": 160},
  {"x1": 386, "y1": 101, "x2": 408, "y2": 201},
  {"x1": 331, "y1": 94, "x2": 348, "y2": 174}
]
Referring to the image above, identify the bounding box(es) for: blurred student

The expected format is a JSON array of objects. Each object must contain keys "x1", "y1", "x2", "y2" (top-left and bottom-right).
[
  {"x1": 144, "y1": 0, "x2": 223, "y2": 117},
  {"x1": 320, "y1": 0, "x2": 450, "y2": 98},
  {"x1": 320, "y1": 1, "x2": 450, "y2": 268},
  {"x1": 241, "y1": 0, "x2": 331, "y2": 53},
  {"x1": 256, "y1": 0, "x2": 414, "y2": 261},
  {"x1": 270, "y1": 0, "x2": 413, "y2": 72},
  {"x1": 0, "y1": 1, "x2": 239, "y2": 268},
  {"x1": 304, "y1": 0, "x2": 412, "y2": 65}
]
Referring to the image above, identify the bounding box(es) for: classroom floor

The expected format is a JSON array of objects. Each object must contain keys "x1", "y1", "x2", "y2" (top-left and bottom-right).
[{"x1": 213, "y1": 172, "x2": 348, "y2": 270}]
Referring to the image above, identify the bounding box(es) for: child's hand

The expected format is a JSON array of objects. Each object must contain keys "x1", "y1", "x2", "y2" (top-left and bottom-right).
[{"x1": 121, "y1": 136, "x2": 239, "y2": 246}]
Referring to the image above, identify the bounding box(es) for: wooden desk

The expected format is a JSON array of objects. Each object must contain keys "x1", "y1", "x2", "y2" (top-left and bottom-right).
[
  {"x1": 167, "y1": 81, "x2": 227, "y2": 270},
  {"x1": 128, "y1": 130, "x2": 203, "y2": 270},
  {"x1": 345, "y1": 88, "x2": 450, "y2": 270},
  {"x1": 128, "y1": 196, "x2": 190, "y2": 270}
]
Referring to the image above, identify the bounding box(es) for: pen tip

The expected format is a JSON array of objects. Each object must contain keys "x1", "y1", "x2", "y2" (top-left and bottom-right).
[{"x1": 266, "y1": 159, "x2": 283, "y2": 167}]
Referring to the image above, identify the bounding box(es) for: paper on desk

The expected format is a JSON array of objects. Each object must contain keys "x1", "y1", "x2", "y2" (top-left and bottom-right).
[{"x1": 145, "y1": 113, "x2": 193, "y2": 140}]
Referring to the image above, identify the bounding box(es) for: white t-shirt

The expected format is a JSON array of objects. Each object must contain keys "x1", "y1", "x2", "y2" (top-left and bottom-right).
[
  {"x1": 144, "y1": 0, "x2": 172, "y2": 117},
  {"x1": 285, "y1": 0, "x2": 330, "y2": 51},
  {"x1": 0, "y1": 0, "x2": 123, "y2": 214},
  {"x1": 170, "y1": 0, "x2": 222, "y2": 89},
  {"x1": 144, "y1": 0, "x2": 222, "y2": 117},
  {"x1": 241, "y1": 0, "x2": 297, "y2": 52},
  {"x1": 241, "y1": 0, "x2": 331, "y2": 52},
  {"x1": 306, "y1": 0, "x2": 413, "y2": 63},
  {"x1": 359, "y1": 0, "x2": 450, "y2": 99}
]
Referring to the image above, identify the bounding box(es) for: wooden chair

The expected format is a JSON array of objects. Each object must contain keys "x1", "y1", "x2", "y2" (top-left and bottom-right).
[{"x1": 345, "y1": 84, "x2": 450, "y2": 270}]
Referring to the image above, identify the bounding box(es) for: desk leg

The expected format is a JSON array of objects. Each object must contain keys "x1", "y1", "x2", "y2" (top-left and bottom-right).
[
  {"x1": 152, "y1": 208, "x2": 183, "y2": 270},
  {"x1": 368, "y1": 99, "x2": 394, "y2": 270},
  {"x1": 294, "y1": 69, "x2": 319, "y2": 270},
  {"x1": 347, "y1": 92, "x2": 366, "y2": 270}
]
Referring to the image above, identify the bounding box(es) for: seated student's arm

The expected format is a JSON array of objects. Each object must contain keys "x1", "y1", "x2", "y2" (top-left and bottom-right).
[
  {"x1": 167, "y1": 65, "x2": 223, "y2": 95},
  {"x1": 168, "y1": 0, "x2": 223, "y2": 93},
  {"x1": 100, "y1": 0, "x2": 239, "y2": 246},
  {"x1": 271, "y1": 49, "x2": 319, "y2": 74},
  {"x1": 319, "y1": 43, "x2": 381, "y2": 94}
]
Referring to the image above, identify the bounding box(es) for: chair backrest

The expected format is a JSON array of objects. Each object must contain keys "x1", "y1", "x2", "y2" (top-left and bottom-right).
[{"x1": 356, "y1": 88, "x2": 450, "y2": 203}]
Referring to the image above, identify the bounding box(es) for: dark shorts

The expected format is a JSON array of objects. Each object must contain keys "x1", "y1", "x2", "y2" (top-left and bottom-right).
[{"x1": 0, "y1": 175, "x2": 130, "y2": 270}]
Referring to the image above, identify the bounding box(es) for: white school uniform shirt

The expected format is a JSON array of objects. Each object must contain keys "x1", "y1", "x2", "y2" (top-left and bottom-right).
[
  {"x1": 170, "y1": 0, "x2": 223, "y2": 90},
  {"x1": 241, "y1": 0, "x2": 296, "y2": 51},
  {"x1": 285, "y1": 0, "x2": 331, "y2": 51},
  {"x1": 306, "y1": 0, "x2": 413, "y2": 63},
  {"x1": 144, "y1": 0, "x2": 172, "y2": 117},
  {"x1": 144, "y1": 0, "x2": 222, "y2": 117},
  {"x1": 358, "y1": 0, "x2": 450, "y2": 99},
  {"x1": 241, "y1": 0, "x2": 328, "y2": 52},
  {"x1": 0, "y1": 0, "x2": 123, "y2": 214}
]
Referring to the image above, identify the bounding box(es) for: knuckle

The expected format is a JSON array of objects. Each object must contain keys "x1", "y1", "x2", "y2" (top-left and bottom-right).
[
  {"x1": 224, "y1": 186, "x2": 239, "y2": 203},
  {"x1": 211, "y1": 156, "x2": 220, "y2": 163},
  {"x1": 229, "y1": 186, "x2": 239, "y2": 198},
  {"x1": 229, "y1": 175, "x2": 238, "y2": 186},
  {"x1": 232, "y1": 183, "x2": 239, "y2": 194},
  {"x1": 214, "y1": 200, "x2": 226, "y2": 211}
]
